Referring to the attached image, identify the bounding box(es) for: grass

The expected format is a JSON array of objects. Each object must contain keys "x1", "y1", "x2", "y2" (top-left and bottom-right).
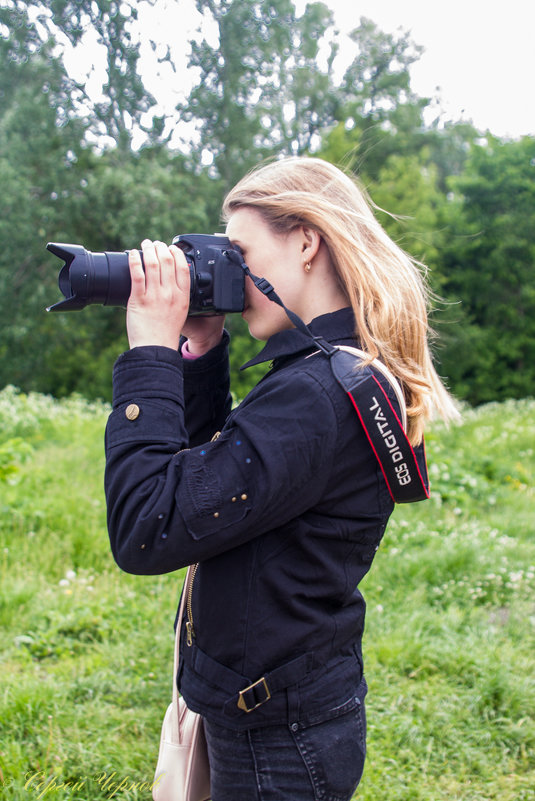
[{"x1": 0, "y1": 386, "x2": 534, "y2": 800}]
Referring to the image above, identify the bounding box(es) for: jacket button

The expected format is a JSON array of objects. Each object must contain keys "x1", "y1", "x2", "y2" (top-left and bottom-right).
[{"x1": 125, "y1": 403, "x2": 140, "y2": 420}]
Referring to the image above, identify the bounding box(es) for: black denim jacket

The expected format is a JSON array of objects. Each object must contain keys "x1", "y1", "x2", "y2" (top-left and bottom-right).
[{"x1": 105, "y1": 308, "x2": 395, "y2": 729}]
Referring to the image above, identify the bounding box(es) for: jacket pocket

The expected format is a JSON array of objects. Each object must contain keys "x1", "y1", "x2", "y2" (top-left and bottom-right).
[{"x1": 176, "y1": 454, "x2": 251, "y2": 540}]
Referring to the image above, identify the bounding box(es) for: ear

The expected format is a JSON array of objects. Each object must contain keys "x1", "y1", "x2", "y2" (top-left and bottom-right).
[{"x1": 300, "y1": 226, "x2": 322, "y2": 263}]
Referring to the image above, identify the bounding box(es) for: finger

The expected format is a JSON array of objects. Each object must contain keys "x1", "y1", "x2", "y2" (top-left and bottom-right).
[
  {"x1": 170, "y1": 244, "x2": 191, "y2": 295},
  {"x1": 128, "y1": 248, "x2": 146, "y2": 298},
  {"x1": 140, "y1": 239, "x2": 159, "y2": 290},
  {"x1": 154, "y1": 240, "x2": 176, "y2": 287}
]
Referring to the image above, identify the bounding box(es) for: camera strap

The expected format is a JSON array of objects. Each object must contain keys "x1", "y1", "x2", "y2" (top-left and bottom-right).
[{"x1": 232, "y1": 253, "x2": 429, "y2": 504}]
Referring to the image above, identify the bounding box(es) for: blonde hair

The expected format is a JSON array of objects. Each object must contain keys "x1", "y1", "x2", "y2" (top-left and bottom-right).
[{"x1": 222, "y1": 156, "x2": 459, "y2": 445}]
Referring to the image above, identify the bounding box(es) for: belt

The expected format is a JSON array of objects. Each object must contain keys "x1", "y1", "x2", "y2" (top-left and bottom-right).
[{"x1": 187, "y1": 642, "x2": 315, "y2": 717}]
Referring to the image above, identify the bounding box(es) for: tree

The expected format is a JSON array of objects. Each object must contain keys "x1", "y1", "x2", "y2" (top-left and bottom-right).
[
  {"x1": 437, "y1": 135, "x2": 535, "y2": 403},
  {"x1": 341, "y1": 17, "x2": 423, "y2": 122},
  {"x1": 317, "y1": 18, "x2": 433, "y2": 181},
  {"x1": 423, "y1": 120, "x2": 480, "y2": 192},
  {"x1": 0, "y1": 141, "x2": 212, "y2": 399},
  {"x1": 1, "y1": 0, "x2": 168, "y2": 151},
  {"x1": 179, "y1": 0, "x2": 344, "y2": 189},
  {"x1": 259, "y1": 1, "x2": 340, "y2": 156},
  {"x1": 0, "y1": 2, "x2": 210, "y2": 399},
  {"x1": 181, "y1": 0, "x2": 284, "y2": 188},
  {"x1": 5, "y1": 0, "x2": 529, "y2": 411},
  {"x1": 368, "y1": 152, "x2": 447, "y2": 274},
  {"x1": 0, "y1": 19, "x2": 89, "y2": 393}
]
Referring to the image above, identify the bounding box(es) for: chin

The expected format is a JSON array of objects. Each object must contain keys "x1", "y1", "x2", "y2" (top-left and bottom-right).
[
  {"x1": 246, "y1": 322, "x2": 270, "y2": 342},
  {"x1": 245, "y1": 308, "x2": 291, "y2": 342}
]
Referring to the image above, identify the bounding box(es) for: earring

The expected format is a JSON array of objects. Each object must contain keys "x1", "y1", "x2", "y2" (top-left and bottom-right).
[{"x1": 304, "y1": 262, "x2": 311, "y2": 273}]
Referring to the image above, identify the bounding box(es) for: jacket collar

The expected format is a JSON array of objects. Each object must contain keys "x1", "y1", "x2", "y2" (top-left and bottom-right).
[{"x1": 241, "y1": 307, "x2": 356, "y2": 370}]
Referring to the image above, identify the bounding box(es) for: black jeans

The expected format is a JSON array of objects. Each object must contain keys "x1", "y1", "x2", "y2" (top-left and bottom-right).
[{"x1": 204, "y1": 678, "x2": 367, "y2": 801}]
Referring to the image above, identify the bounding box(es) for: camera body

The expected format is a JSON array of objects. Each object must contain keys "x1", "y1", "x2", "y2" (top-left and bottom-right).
[{"x1": 46, "y1": 234, "x2": 245, "y2": 316}]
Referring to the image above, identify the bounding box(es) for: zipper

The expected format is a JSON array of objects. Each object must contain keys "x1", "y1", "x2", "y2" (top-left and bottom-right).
[{"x1": 186, "y1": 563, "x2": 199, "y2": 646}]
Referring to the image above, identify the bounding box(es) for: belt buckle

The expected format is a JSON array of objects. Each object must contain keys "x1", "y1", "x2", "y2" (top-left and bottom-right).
[{"x1": 237, "y1": 677, "x2": 271, "y2": 713}]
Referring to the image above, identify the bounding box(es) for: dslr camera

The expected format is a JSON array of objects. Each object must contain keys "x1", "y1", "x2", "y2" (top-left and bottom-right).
[{"x1": 46, "y1": 234, "x2": 245, "y2": 316}]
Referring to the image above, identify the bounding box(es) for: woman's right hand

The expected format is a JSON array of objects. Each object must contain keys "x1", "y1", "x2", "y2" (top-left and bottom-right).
[{"x1": 127, "y1": 240, "x2": 191, "y2": 351}]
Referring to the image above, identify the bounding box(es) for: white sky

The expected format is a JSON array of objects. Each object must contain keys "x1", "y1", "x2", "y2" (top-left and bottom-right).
[
  {"x1": 320, "y1": 0, "x2": 535, "y2": 139},
  {"x1": 67, "y1": 0, "x2": 535, "y2": 141}
]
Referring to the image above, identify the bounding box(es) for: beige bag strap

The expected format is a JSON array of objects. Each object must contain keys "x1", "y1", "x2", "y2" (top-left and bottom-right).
[{"x1": 171, "y1": 564, "x2": 194, "y2": 742}]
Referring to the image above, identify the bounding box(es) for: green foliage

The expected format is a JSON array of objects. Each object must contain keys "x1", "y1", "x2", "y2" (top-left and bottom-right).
[
  {"x1": 0, "y1": 0, "x2": 207, "y2": 401},
  {"x1": 182, "y1": 0, "x2": 299, "y2": 188},
  {"x1": 182, "y1": 5, "x2": 427, "y2": 187},
  {"x1": 0, "y1": 392, "x2": 534, "y2": 800},
  {"x1": 0, "y1": 38, "x2": 91, "y2": 393},
  {"x1": 0, "y1": 53, "x2": 211, "y2": 399},
  {"x1": 226, "y1": 316, "x2": 269, "y2": 400},
  {"x1": 368, "y1": 152, "x2": 447, "y2": 272},
  {"x1": 317, "y1": 19, "x2": 431, "y2": 181},
  {"x1": 340, "y1": 17, "x2": 423, "y2": 121},
  {"x1": 0, "y1": 0, "x2": 534, "y2": 406},
  {"x1": 264, "y1": 1, "x2": 340, "y2": 155},
  {"x1": 438, "y1": 136, "x2": 535, "y2": 403},
  {"x1": 0, "y1": 437, "x2": 34, "y2": 484},
  {"x1": 1, "y1": 0, "x2": 167, "y2": 150},
  {"x1": 66, "y1": 146, "x2": 213, "y2": 249}
]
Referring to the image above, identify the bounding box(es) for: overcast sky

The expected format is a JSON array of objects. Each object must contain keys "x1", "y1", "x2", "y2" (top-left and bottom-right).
[
  {"x1": 318, "y1": 0, "x2": 535, "y2": 139},
  {"x1": 69, "y1": 0, "x2": 534, "y2": 141}
]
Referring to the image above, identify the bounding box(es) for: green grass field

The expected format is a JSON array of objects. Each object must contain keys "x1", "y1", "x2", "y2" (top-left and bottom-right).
[{"x1": 1, "y1": 385, "x2": 534, "y2": 800}]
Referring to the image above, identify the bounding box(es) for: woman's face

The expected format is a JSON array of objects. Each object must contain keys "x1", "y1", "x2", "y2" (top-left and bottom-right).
[{"x1": 225, "y1": 207, "x2": 312, "y2": 341}]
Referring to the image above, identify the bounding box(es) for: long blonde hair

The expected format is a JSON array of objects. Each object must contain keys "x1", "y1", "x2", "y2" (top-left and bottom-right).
[{"x1": 222, "y1": 156, "x2": 459, "y2": 445}]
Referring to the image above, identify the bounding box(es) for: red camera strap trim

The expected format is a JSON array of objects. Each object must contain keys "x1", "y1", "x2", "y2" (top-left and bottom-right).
[{"x1": 346, "y1": 374, "x2": 430, "y2": 504}]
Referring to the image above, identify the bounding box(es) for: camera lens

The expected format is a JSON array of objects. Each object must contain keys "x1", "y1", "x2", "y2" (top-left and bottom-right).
[
  {"x1": 46, "y1": 235, "x2": 245, "y2": 315},
  {"x1": 46, "y1": 244, "x2": 140, "y2": 311}
]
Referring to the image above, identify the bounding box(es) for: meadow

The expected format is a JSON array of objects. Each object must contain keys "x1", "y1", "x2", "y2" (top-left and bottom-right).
[{"x1": 0, "y1": 385, "x2": 534, "y2": 800}]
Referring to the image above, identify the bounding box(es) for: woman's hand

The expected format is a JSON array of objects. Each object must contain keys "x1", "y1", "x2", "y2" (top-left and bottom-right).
[
  {"x1": 126, "y1": 239, "x2": 225, "y2": 355},
  {"x1": 181, "y1": 315, "x2": 226, "y2": 356},
  {"x1": 126, "y1": 239, "x2": 190, "y2": 350}
]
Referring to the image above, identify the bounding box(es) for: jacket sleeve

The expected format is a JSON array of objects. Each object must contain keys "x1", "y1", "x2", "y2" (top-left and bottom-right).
[
  {"x1": 181, "y1": 331, "x2": 232, "y2": 446},
  {"x1": 104, "y1": 347, "x2": 338, "y2": 575}
]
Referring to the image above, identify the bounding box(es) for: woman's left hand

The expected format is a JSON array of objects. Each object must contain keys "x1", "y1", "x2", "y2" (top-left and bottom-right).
[{"x1": 126, "y1": 239, "x2": 190, "y2": 350}]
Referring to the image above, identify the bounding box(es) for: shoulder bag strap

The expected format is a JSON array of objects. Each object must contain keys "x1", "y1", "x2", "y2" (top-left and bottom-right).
[{"x1": 171, "y1": 565, "x2": 194, "y2": 742}]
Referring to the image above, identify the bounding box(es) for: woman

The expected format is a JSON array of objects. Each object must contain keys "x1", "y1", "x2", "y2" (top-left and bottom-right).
[{"x1": 105, "y1": 157, "x2": 458, "y2": 800}]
